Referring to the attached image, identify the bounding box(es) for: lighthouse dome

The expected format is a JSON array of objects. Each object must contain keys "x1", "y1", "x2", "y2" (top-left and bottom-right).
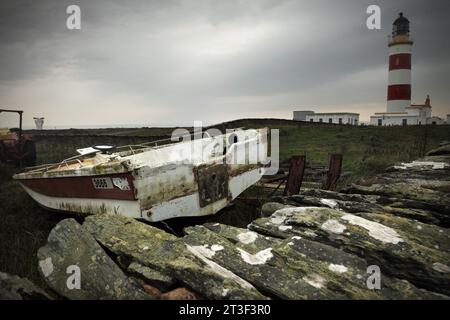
[{"x1": 392, "y1": 12, "x2": 410, "y2": 36}]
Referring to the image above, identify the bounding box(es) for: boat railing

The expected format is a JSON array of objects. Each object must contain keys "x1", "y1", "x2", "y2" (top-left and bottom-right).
[
  {"x1": 21, "y1": 131, "x2": 215, "y2": 173},
  {"x1": 22, "y1": 154, "x2": 90, "y2": 174}
]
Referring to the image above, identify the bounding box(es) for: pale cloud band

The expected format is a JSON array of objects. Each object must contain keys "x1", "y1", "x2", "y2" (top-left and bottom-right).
[{"x1": 0, "y1": 0, "x2": 448, "y2": 128}]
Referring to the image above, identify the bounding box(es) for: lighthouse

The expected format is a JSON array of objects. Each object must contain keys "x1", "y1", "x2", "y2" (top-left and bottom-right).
[
  {"x1": 370, "y1": 12, "x2": 445, "y2": 125},
  {"x1": 386, "y1": 12, "x2": 413, "y2": 113}
]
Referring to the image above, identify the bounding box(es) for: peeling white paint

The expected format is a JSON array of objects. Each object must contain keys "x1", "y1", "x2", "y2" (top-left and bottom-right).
[
  {"x1": 303, "y1": 274, "x2": 326, "y2": 289},
  {"x1": 292, "y1": 236, "x2": 302, "y2": 240},
  {"x1": 328, "y1": 264, "x2": 348, "y2": 274},
  {"x1": 237, "y1": 248, "x2": 273, "y2": 265},
  {"x1": 142, "y1": 246, "x2": 149, "y2": 251},
  {"x1": 288, "y1": 242, "x2": 294, "y2": 246},
  {"x1": 432, "y1": 262, "x2": 450, "y2": 273},
  {"x1": 237, "y1": 231, "x2": 258, "y2": 244},
  {"x1": 39, "y1": 257, "x2": 54, "y2": 277},
  {"x1": 320, "y1": 219, "x2": 346, "y2": 234},
  {"x1": 278, "y1": 225, "x2": 292, "y2": 231},
  {"x1": 320, "y1": 198, "x2": 338, "y2": 209},
  {"x1": 112, "y1": 177, "x2": 130, "y2": 190},
  {"x1": 21, "y1": 184, "x2": 142, "y2": 220},
  {"x1": 341, "y1": 214, "x2": 403, "y2": 244}
]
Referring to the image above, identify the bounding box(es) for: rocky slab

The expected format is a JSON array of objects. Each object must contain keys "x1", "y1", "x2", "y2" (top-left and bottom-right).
[{"x1": 37, "y1": 218, "x2": 150, "y2": 300}]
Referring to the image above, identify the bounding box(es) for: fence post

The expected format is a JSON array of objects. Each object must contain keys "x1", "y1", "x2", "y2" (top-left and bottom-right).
[
  {"x1": 283, "y1": 155, "x2": 306, "y2": 196},
  {"x1": 323, "y1": 154, "x2": 343, "y2": 191}
]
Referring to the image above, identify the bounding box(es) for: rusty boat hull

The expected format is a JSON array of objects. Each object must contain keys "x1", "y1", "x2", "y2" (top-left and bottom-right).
[{"x1": 13, "y1": 128, "x2": 269, "y2": 221}]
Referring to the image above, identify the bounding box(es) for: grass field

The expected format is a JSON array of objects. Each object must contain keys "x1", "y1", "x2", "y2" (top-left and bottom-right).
[
  {"x1": 1, "y1": 119, "x2": 449, "y2": 287},
  {"x1": 274, "y1": 121, "x2": 448, "y2": 186}
]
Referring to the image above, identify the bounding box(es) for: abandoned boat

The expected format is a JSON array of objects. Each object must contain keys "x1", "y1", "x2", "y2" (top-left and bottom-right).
[{"x1": 13, "y1": 128, "x2": 269, "y2": 221}]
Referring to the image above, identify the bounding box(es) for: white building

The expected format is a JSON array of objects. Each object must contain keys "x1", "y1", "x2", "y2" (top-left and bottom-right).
[
  {"x1": 427, "y1": 116, "x2": 446, "y2": 125},
  {"x1": 371, "y1": 113, "x2": 416, "y2": 126},
  {"x1": 370, "y1": 95, "x2": 433, "y2": 126},
  {"x1": 370, "y1": 96, "x2": 446, "y2": 126},
  {"x1": 293, "y1": 111, "x2": 359, "y2": 125}
]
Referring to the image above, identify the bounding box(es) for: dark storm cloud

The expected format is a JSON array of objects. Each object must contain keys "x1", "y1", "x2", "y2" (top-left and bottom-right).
[{"x1": 0, "y1": 0, "x2": 449, "y2": 126}]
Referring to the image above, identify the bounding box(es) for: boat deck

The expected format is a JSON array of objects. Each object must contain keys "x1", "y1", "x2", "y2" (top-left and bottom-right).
[{"x1": 13, "y1": 155, "x2": 110, "y2": 179}]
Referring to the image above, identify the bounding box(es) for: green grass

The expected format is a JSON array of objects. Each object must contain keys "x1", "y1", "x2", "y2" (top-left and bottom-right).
[
  {"x1": 1, "y1": 119, "x2": 449, "y2": 286},
  {"x1": 274, "y1": 122, "x2": 449, "y2": 187},
  {"x1": 0, "y1": 166, "x2": 67, "y2": 289},
  {"x1": 214, "y1": 119, "x2": 449, "y2": 188}
]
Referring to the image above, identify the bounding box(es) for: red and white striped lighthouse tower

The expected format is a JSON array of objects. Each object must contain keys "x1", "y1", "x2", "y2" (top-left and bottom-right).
[{"x1": 387, "y1": 12, "x2": 413, "y2": 113}]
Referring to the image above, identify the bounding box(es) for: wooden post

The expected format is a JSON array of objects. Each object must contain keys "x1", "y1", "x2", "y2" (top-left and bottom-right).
[
  {"x1": 323, "y1": 154, "x2": 343, "y2": 191},
  {"x1": 283, "y1": 155, "x2": 306, "y2": 196}
]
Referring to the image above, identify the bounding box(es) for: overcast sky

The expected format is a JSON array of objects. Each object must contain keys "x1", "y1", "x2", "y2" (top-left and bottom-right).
[{"x1": 0, "y1": 0, "x2": 449, "y2": 128}]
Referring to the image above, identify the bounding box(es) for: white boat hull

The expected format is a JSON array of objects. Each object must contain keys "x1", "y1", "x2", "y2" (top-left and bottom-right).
[{"x1": 15, "y1": 129, "x2": 269, "y2": 221}]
